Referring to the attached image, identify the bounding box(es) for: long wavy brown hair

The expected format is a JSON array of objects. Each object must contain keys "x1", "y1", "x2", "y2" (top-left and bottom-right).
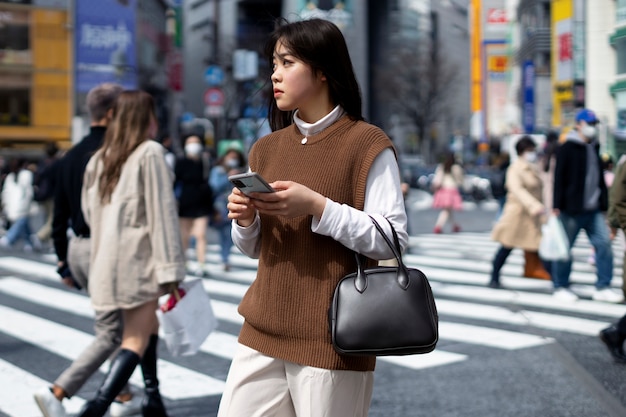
[{"x1": 98, "y1": 90, "x2": 156, "y2": 203}]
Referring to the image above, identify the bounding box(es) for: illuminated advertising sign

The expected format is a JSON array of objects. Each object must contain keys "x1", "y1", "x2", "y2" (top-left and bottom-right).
[
  {"x1": 522, "y1": 60, "x2": 535, "y2": 134},
  {"x1": 75, "y1": 0, "x2": 137, "y2": 92}
]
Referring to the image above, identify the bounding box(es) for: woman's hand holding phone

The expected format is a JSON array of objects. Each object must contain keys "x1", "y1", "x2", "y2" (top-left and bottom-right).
[{"x1": 227, "y1": 187, "x2": 257, "y2": 227}]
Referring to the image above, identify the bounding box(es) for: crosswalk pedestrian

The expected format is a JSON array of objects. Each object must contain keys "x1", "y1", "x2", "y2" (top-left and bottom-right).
[{"x1": 0, "y1": 231, "x2": 623, "y2": 417}]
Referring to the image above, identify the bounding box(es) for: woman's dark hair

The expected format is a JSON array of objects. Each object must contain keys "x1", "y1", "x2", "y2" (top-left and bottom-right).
[
  {"x1": 542, "y1": 130, "x2": 559, "y2": 172},
  {"x1": 442, "y1": 152, "x2": 456, "y2": 173},
  {"x1": 264, "y1": 18, "x2": 363, "y2": 131},
  {"x1": 515, "y1": 135, "x2": 536, "y2": 156}
]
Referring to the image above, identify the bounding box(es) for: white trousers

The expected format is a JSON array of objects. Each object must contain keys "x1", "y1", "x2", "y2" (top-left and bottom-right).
[{"x1": 217, "y1": 344, "x2": 374, "y2": 417}]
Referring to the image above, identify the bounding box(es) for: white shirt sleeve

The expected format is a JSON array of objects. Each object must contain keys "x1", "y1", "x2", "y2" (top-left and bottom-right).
[{"x1": 232, "y1": 148, "x2": 409, "y2": 260}]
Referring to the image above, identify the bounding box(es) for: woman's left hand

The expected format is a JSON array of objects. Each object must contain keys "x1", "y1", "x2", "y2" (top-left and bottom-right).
[{"x1": 247, "y1": 180, "x2": 326, "y2": 219}]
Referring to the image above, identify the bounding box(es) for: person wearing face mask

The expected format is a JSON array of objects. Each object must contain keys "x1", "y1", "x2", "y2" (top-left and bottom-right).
[
  {"x1": 174, "y1": 134, "x2": 214, "y2": 276},
  {"x1": 209, "y1": 146, "x2": 247, "y2": 271},
  {"x1": 551, "y1": 109, "x2": 623, "y2": 303},
  {"x1": 488, "y1": 136, "x2": 550, "y2": 288}
]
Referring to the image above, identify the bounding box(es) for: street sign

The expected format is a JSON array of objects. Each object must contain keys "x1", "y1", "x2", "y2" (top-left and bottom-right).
[
  {"x1": 204, "y1": 65, "x2": 225, "y2": 86},
  {"x1": 204, "y1": 87, "x2": 225, "y2": 106},
  {"x1": 205, "y1": 105, "x2": 224, "y2": 118}
]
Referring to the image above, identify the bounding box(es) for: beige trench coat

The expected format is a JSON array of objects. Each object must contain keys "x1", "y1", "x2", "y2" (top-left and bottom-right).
[
  {"x1": 491, "y1": 158, "x2": 545, "y2": 251},
  {"x1": 82, "y1": 140, "x2": 185, "y2": 311}
]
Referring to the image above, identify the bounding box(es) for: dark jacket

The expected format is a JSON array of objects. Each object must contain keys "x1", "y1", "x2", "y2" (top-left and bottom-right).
[
  {"x1": 52, "y1": 126, "x2": 106, "y2": 262},
  {"x1": 553, "y1": 133, "x2": 608, "y2": 215}
]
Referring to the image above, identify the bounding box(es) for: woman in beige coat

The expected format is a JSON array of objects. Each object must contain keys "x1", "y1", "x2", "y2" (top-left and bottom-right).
[
  {"x1": 79, "y1": 91, "x2": 185, "y2": 417},
  {"x1": 489, "y1": 136, "x2": 550, "y2": 288}
]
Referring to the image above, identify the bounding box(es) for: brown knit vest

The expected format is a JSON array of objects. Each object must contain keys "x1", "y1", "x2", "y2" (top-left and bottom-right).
[{"x1": 237, "y1": 116, "x2": 394, "y2": 371}]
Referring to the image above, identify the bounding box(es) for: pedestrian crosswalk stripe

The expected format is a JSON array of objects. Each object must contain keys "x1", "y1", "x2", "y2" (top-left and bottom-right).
[
  {"x1": 432, "y1": 283, "x2": 626, "y2": 318},
  {"x1": 0, "y1": 276, "x2": 469, "y2": 373},
  {"x1": 0, "y1": 305, "x2": 226, "y2": 399},
  {"x1": 436, "y1": 298, "x2": 610, "y2": 336},
  {"x1": 0, "y1": 261, "x2": 568, "y2": 352},
  {"x1": 380, "y1": 351, "x2": 467, "y2": 370},
  {"x1": 0, "y1": 256, "x2": 617, "y2": 342},
  {"x1": 0, "y1": 227, "x2": 623, "y2": 415},
  {"x1": 439, "y1": 322, "x2": 552, "y2": 350},
  {"x1": 0, "y1": 358, "x2": 86, "y2": 416}
]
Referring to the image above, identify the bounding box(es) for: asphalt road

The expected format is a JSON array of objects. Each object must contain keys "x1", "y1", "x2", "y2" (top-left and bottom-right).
[{"x1": 1, "y1": 194, "x2": 626, "y2": 417}]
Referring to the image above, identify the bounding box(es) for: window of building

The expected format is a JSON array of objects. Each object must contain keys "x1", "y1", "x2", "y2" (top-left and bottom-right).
[
  {"x1": 617, "y1": 38, "x2": 626, "y2": 75},
  {"x1": 0, "y1": 73, "x2": 31, "y2": 126},
  {"x1": 618, "y1": 0, "x2": 626, "y2": 25},
  {"x1": 0, "y1": 9, "x2": 31, "y2": 65}
]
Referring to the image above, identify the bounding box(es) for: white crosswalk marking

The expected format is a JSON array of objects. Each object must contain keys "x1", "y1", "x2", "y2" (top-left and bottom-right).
[{"x1": 0, "y1": 230, "x2": 623, "y2": 417}]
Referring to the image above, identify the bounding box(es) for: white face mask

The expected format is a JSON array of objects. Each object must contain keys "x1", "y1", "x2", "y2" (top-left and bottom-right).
[
  {"x1": 581, "y1": 125, "x2": 597, "y2": 139},
  {"x1": 225, "y1": 158, "x2": 239, "y2": 169},
  {"x1": 184, "y1": 142, "x2": 202, "y2": 156},
  {"x1": 524, "y1": 151, "x2": 537, "y2": 163}
]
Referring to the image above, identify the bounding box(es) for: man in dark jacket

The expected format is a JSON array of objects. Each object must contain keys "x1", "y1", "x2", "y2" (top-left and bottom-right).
[{"x1": 551, "y1": 108, "x2": 622, "y2": 303}]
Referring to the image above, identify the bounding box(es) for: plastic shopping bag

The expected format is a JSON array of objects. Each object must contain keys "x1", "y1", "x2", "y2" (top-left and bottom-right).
[
  {"x1": 156, "y1": 279, "x2": 217, "y2": 356},
  {"x1": 538, "y1": 215, "x2": 570, "y2": 261}
]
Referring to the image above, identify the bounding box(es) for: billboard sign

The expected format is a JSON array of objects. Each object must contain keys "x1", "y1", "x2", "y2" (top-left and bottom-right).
[
  {"x1": 522, "y1": 60, "x2": 535, "y2": 134},
  {"x1": 75, "y1": 0, "x2": 137, "y2": 92}
]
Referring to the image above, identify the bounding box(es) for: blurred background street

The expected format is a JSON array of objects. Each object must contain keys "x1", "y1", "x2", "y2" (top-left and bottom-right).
[
  {"x1": 2, "y1": 0, "x2": 626, "y2": 416},
  {"x1": 2, "y1": 198, "x2": 626, "y2": 416}
]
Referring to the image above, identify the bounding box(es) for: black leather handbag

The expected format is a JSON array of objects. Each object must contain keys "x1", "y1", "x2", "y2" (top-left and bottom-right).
[{"x1": 329, "y1": 216, "x2": 439, "y2": 356}]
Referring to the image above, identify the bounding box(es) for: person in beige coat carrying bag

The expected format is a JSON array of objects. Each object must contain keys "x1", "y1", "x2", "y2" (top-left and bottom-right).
[
  {"x1": 489, "y1": 136, "x2": 550, "y2": 288},
  {"x1": 79, "y1": 90, "x2": 186, "y2": 417}
]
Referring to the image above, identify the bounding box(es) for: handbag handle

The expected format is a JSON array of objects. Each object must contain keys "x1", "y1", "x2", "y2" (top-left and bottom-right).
[{"x1": 353, "y1": 216, "x2": 410, "y2": 293}]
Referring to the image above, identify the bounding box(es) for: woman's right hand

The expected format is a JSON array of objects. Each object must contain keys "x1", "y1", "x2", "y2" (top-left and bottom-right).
[{"x1": 227, "y1": 187, "x2": 256, "y2": 227}]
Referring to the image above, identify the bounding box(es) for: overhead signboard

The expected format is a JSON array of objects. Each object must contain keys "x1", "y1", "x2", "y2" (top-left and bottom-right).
[{"x1": 75, "y1": 0, "x2": 137, "y2": 92}]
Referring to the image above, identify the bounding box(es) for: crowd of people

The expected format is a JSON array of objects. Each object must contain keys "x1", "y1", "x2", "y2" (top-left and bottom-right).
[{"x1": 1, "y1": 16, "x2": 626, "y2": 417}]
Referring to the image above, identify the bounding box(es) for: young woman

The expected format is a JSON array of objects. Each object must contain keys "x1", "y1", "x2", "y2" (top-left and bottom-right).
[
  {"x1": 489, "y1": 136, "x2": 550, "y2": 288},
  {"x1": 219, "y1": 18, "x2": 408, "y2": 417},
  {"x1": 175, "y1": 134, "x2": 214, "y2": 276},
  {"x1": 79, "y1": 90, "x2": 185, "y2": 417},
  {"x1": 431, "y1": 152, "x2": 464, "y2": 233}
]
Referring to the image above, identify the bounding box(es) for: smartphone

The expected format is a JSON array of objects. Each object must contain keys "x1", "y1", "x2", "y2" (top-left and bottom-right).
[{"x1": 229, "y1": 172, "x2": 275, "y2": 195}]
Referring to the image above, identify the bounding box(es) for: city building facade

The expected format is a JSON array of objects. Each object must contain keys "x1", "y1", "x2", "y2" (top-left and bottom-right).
[{"x1": 0, "y1": 0, "x2": 72, "y2": 151}]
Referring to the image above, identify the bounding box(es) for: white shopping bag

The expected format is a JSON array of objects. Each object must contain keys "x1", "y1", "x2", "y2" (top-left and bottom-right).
[
  {"x1": 156, "y1": 279, "x2": 217, "y2": 356},
  {"x1": 538, "y1": 215, "x2": 570, "y2": 261}
]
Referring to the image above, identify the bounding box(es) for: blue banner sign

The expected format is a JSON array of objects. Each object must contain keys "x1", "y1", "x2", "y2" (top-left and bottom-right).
[{"x1": 75, "y1": 0, "x2": 137, "y2": 92}]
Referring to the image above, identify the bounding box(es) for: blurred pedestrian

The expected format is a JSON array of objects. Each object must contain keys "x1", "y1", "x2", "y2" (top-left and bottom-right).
[
  {"x1": 209, "y1": 145, "x2": 246, "y2": 271},
  {"x1": 599, "y1": 314, "x2": 626, "y2": 363},
  {"x1": 551, "y1": 108, "x2": 622, "y2": 303},
  {"x1": 175, "y1": 134, "x2": 214, "y2": 276},
  {"x1": 218, "y1": 18, "x2": 408, "y2": 417},
  {"x1": 431, "y1": 152, "x2": 463, "y2": 233},
  {"x1": 541, "y1": 130, "x2": 559, "y2": 212},
  {"x1": 588, "y1": 153, "x2": 617, "y2": 266},
  {"x1": 158, "y1": 133, "x2": 176, "y2": 172},
  {"x1": 489, "y1": 136, "x2": 550, "y2": 288},
  {"x1": 491, "y1": 152, "x2": 510, "y2": 221},
  {"x1": 78, "y1": 90, "x2": 185, "y2": 417},
  {"x1": 32, "y1": 142, "x2": 61, "y2": 249},
  {"x1": 0, "y1": 158, "x2": 36, "y2": 251},
  {"x1": 34, "y1": 83, "x2": 149, "y2": 417},
  {"x1": 607, "y1": 153, "x2": 626, "y2": 300}
]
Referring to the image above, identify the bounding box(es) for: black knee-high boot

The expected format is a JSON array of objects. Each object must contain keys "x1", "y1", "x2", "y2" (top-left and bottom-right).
[
  {"x1": 79, "y1": 349, "x2": 140, "y2": 417},
  {"x1": 141, "y1": 334, "x2": 168, "y2": 417},
  {"x1": 490, "y1": 246, "x2": 512, "y2": 287}
]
